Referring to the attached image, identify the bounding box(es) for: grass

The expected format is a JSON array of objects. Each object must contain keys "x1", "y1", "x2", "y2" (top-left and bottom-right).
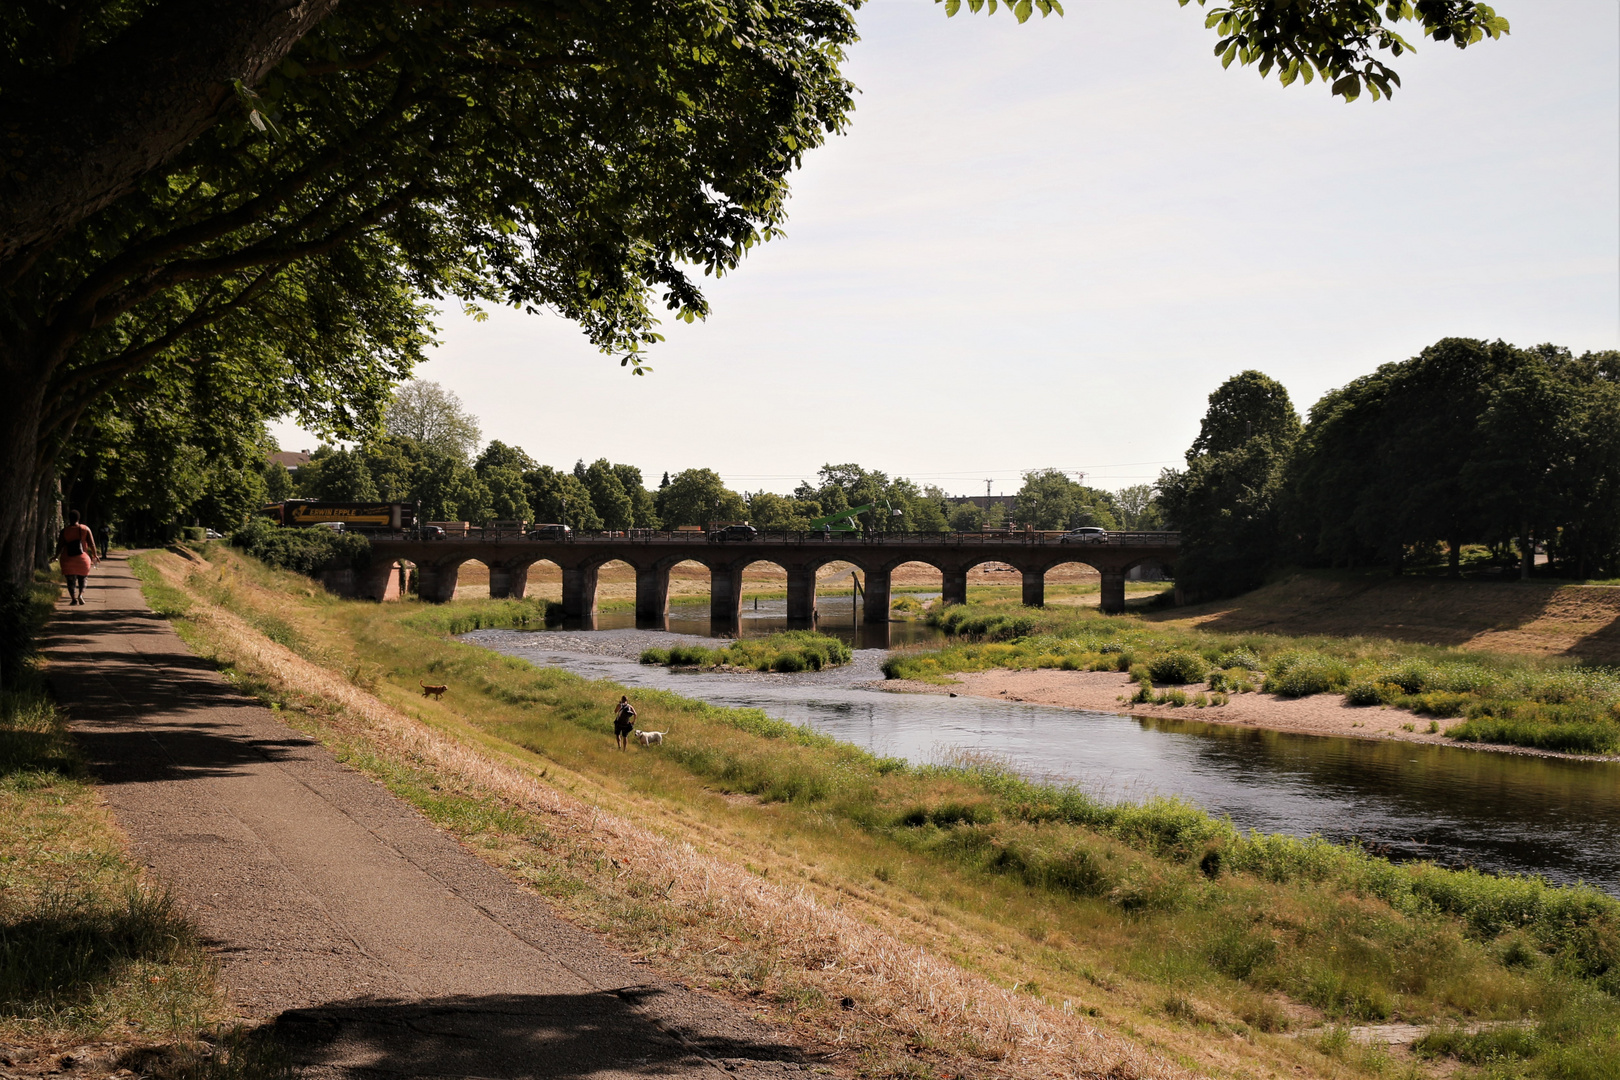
[
  {"x1": 1, "y1": 576, "x2": 229, "y2": 1055},
  {"x1": 881, "y1": 600, "x2": 1620, "y2": 755},
  {"x1": 125, "y1": 544, "x2": 1620, "y2": 1079},
  {"x1": 639, "y1": 630, "x2": 853, "y2": 672}
]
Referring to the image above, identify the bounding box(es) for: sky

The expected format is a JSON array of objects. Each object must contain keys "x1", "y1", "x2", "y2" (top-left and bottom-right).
[{"x1": 271, "y1": 1, "x2": 1620, "y2": 499}]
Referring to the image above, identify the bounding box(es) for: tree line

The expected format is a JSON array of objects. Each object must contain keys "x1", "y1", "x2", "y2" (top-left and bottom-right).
[
  {"x1": 1160, "y1": 338, "x2": 1620, "y2": 596},
  {"x1": 60, "y1": 376, "x2": 1164, "y2": 541}
]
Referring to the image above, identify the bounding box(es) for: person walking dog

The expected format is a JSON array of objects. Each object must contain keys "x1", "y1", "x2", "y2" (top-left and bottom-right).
[
  {"x1": 613, "y1": 695, "x2": 637, "y2": 751},
  {"x1": 57, "y1": 510, "x2": 99, "y2": 606}
]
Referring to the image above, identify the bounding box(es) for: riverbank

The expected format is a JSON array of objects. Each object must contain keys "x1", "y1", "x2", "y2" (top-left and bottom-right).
[
  {"x1": 115, "y1": 544, "x2": 1620, "y2": 1080},
  {"x1": 879, "y1": 668, "x2": 1620, "y2": 761}
]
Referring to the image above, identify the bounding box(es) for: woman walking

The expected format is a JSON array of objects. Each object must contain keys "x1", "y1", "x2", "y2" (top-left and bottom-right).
[
  {"x1": 57, "y1": 510, "x2": 99, "y2": 606},
  {"x1": 613, "y1": 695, "x2": 637, "y2": 751}
]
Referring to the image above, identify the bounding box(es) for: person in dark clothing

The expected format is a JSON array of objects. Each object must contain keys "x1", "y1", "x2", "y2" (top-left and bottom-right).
[
  {"x1": 57, "y1": 510, "x2": 99, "y2": 606},
  {"x1": 613, "y1": 695, "x2": 637, "y2": 751}
]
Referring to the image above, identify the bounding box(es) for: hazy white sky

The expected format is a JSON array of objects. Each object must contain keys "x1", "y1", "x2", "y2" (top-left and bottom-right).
[{"x1": 273, "y1": 1, "x2": 1620, "y2": 497}]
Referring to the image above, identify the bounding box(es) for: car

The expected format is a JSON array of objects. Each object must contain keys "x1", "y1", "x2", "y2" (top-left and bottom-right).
[
  {"x1": 528, "y1": 523, "x2": 572, "y2": 539},
  {"x1": 1059, "y1": 527, "x2": 1108, "y2": 544},
  {"x1": 204, "y1": 528, "x2": 224, "y2": 540},
  {"x1": 313, "y1": 521, "x2": 346, "y2": 533},
  {"x1": 709, "y1": 524, "x2": 758, "y2": 542},
  {"x1": 418, "y1": 525, "x2": 446, "y2": 539}
]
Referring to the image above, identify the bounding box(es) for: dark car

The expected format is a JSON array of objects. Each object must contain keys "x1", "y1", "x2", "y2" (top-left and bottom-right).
[
  {"x1": 709, "y1": 524, "x2": 758, "y2": 542},
  {"x1": 417, "y1": 525, "x2": 446, "y2": 539},
  {"x1": 1059, "y1": 527, "x2": 1108, "y2": 544},
  {"x1": 528, "y1": 523, "x2": 573, "y2": 539}
]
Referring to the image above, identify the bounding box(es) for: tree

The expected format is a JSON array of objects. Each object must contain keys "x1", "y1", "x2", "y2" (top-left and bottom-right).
[
  {"x1": 657, "y1": 469, "x2": 745, "y2": 528},
  {"x1": 483, "y1": 467, "x2": 532, "y2": 523},
  {"x1": 948, "y1": 502, "x2": 986, "y2": 532},
  {"x1": 298, "y1": 447, "x2": 379, "y2": 502},
  {"x1": 747, "y1": 491, "x2": 818, "y2": 531},
  {"x1": 474, "y1": 441, "x2": 537, "y2": 478},
  {"x1": 263, "y1": 460, "x2": 295, "y2": 503},
  {"x1": 414, "y1": 450, "x2": 491, "y2": 523},
  {"x1": 611, "y1": 464, "x2": 660, "y2": 529},
  {"x1": 907, "y1": 485, "x2": 951, "y2": 533},
  {"x1": 1114, "y1": 484, "x2": 1164, "y2": 531},
  {"x1": 582, "y1": 459, "x2": 633, "y2": 531},
  {"x1": 1159, "y1": 370, "x2": 1300, "y2": 597},
  {"x1": 386, "y1": 382, "x2": 482, "y2": 465},
  {"x1": 524, "y1": 466, "x2": 602, "y2": 531},
  {"x1": 1014, "y1": 469, "x2": 1119, "y2": 531},
  {"x1": 0, "y1": 0, "x2": 1509, "y2": 591}
]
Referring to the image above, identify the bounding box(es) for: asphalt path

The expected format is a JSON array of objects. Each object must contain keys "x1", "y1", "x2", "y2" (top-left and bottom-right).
[{"x1": 43, "y1": 555, "x2": 813, "y2": 1079}]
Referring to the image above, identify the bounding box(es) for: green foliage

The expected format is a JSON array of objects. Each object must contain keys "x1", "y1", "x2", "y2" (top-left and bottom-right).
[
  {"x1": 947, "y1": 501, "x2": 986, "y2": 533},
  {"x1": 297, "y1": 446, "x2": 379, "y2": 502},
  {"x1": 582, "y1": 459, "x2": 633, "y2": 531},
  {"x1": 1174, "y1": 0, "x2": 1510, "y2": 103},
  {"x1": 640, "y1": 631, "x2": 852, "y2": 673},
  {"x1": 1158, "y1": 370, "x2": 1300, "y2": 598},
  {"x1": 657, "y1": 469, "x2": 746, "y2": 528},
  {"x1": 1147, "y1": 651, "x2": 1207, "y2": 685},
  {"x1": 524, "y1": 466, "x2": 602, "y2": 531},
  {"x1": 230, "y1": 519, "x2": 369, "y2": 577},
  {"x1": 1013, "y1": 469, "x2": 1119, "y2": 531}
]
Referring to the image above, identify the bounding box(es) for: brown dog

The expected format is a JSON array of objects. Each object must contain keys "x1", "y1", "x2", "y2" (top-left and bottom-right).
[{"x1": 420, "y1": 682, "x2": 448, "y2": 699}]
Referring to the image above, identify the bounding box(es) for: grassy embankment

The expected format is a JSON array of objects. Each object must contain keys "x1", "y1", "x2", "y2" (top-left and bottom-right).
[
  {"x1": 125, "y1": 543, "x2": 1620, "y2": 1080},
  {"x1": 881, "y1": 592, "x2": 1620, "y2": 755},
  {"x1": 0, "y1": 575, "x2": 280, "y2": 1077},
  {"x1": 639, "y1": 631, "x2": 853, "y2": 672}
]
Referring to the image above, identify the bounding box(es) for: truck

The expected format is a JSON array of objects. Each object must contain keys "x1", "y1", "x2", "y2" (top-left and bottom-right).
[{"x1": 259, "y1": 501, "x2": 416, "y2": 531}]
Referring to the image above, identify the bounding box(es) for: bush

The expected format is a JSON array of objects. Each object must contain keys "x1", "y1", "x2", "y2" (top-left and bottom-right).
[
  {"x1": 1345, "y1": 681, "x2": 1396, "y2": 707},
  {"x1": 1265, "y1": 654, "x2": 1349, "y2": 698},
  {"x1": 1215, "y1": 650, "x2": 1262, "y2": 670},
  {"x1": 1148, "y1": 651, "x2": 1207, "y2": 685},
  {"x1": 231, "y1": 518, "x2": 369, "y2": 577}
]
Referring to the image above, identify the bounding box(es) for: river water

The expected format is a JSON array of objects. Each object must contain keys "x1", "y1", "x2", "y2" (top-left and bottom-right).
[{"x1": 463, "y1": 602, "x2": 1620, "y2": 895}]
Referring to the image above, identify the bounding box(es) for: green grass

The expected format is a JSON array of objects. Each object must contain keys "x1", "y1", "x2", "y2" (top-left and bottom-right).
[
  {"x1": 2, "y1": 576, "x2": 224, "y2": 1045},
  {"x1": 882, "y1": 601, "x2": 1620, "y2": 755},
  {"x1": 639, "y1": 630, "x2": 853, "y2": 672},
  {"x1": 126, "y1": 545, "x2": 1620, "y2": 1078}
]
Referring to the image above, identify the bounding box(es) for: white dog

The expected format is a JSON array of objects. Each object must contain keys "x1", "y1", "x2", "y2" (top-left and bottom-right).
[{"x1": 634, "y1": 730, "x2": 667, "y2": 747}]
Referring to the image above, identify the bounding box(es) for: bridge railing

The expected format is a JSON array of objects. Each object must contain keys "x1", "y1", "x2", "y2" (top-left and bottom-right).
[{"x1": 374, "y1": 528, "x2": 1179, "y2": 547}]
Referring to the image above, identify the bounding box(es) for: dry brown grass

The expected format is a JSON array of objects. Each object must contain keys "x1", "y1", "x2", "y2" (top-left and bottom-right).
[
  {"x1": 139, "y1": 551, "x2": 1196, "y2": 1080},
  {"x1": 1151, "y1": 572, "x2": 1620, "y2": 663}
]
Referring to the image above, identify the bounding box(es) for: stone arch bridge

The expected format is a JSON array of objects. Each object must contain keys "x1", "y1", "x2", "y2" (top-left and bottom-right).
[{"x1": 353, "y1": 531, "x2": 1178, "y2": 628}]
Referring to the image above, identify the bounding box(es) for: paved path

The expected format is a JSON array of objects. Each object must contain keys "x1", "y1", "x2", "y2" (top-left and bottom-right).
[{"x1": 44, "y1": 555, "x2": 811, "y2": 1079}]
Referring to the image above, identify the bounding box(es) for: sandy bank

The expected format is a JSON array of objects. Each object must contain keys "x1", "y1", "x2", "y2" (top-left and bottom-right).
[{"x1": 880, "y1": 668, "x2": 1620, "y2": 762}]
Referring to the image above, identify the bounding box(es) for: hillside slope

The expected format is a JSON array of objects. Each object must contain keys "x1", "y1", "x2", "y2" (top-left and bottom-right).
[{"x1": 1152, "y1": 572, "x2": 1620, "y2": 663}]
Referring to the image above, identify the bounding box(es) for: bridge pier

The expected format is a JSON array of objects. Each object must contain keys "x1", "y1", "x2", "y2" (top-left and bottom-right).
[
  {"x1": 636, "y1": 565, "x2": 670, "y2": 629},
  {"x1": 1021, "y1": 568, "x2": 1045, "y2": 608},
  {"x1": 1100, "y1": 569, "x2": 1126, "y2": 614},
  {"x1": 941, "y1": 568, "x2": 968, "y2": 607},
  {"x1": 710, "y1": 564, "x2": 743, "y2": 631},
  {"x1": 561, "y1": 565, "x2": 598, "y2": 621},
  {"x1": 862, "y1": 567, "x2": 891, "y2": 624},
  {"x1": 354, "y1": 559, "x2": 402, "y2": 601},
  {"x1": 785, "y1": 567, "x2": 817, "y2": 627},
  {"x1": 416, "y1": 562, "x2": 461, "y2": 603},
  {"x1": 488, "y1": 561, "x2": 529, "y2": 600}
]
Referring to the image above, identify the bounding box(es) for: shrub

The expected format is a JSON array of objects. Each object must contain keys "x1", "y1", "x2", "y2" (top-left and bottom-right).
[
  {"x1": 1265, "y1": 654, "x2": 1348, "y2": 698},
  {"x1": 1215, "y1": 650, "x2": 1262, "y2": 670},
  {"x1": 1345, "y1": 681, "x2": 1396, "y2": 707},
  {"x1": 1148, "y1": 651, "x2": 1207, "y2": 685},
  {"x1": 231, "y1": 518, "x2": 370, "y2": 577}
]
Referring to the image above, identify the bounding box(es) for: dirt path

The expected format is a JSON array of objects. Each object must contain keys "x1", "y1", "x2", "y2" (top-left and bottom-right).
[{"x1": 42, "y1": 556, "x2": 812, "y2": 1079}]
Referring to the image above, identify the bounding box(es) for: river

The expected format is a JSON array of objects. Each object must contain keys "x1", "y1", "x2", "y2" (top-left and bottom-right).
[{"x1": 462, "y1": 602, "x2": 1620, "y2": 896}]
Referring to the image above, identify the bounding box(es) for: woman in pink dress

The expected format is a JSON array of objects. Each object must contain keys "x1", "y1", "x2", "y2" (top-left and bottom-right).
[{"x1": 57, "y1": 510, "x2": 99, "y2": 605}]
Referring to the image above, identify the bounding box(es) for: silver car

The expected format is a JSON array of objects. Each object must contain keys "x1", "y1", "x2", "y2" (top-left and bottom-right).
[{"x1": 1059, "y1": 527, "x2": 1108, "y2": 544}]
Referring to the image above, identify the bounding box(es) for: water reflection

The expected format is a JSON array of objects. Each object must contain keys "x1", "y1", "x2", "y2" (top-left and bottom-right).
[{"x1": 464, "y1": 630, "x2": 1620, "y2": 895}]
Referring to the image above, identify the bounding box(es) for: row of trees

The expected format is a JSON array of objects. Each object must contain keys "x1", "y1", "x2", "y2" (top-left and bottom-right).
[{"x1": 1160, "y1": 338, "x2": 1620, "y2": 596}]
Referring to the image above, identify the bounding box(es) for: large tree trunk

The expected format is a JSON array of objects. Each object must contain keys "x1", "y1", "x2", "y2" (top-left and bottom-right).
[
  {"x1": 35, "y1": 465, "x2": 61, "y2": 572},
  {"x1": 0, "y1": 376, "x2": 50, "y2": 591}
]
